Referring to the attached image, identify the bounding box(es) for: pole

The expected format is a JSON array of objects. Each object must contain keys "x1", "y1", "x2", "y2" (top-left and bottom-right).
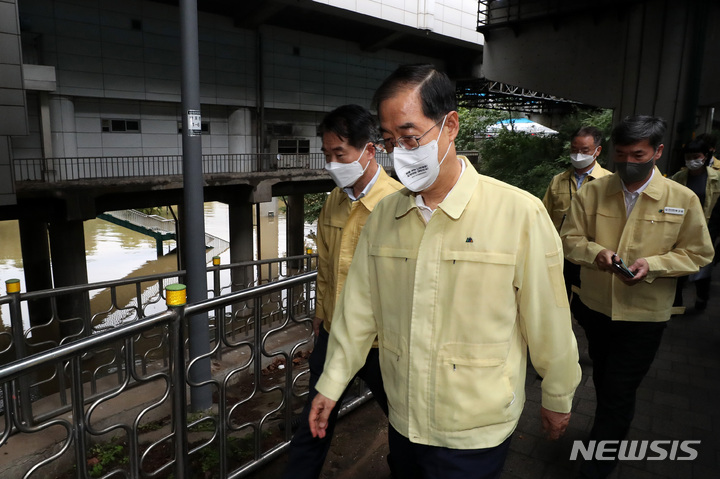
[
  {"x1": 179, "y1": 0, "x2": 211, "y2": 411},
  {"x1": 166, "y1": 284, "x2": 189, "y2": 478}
]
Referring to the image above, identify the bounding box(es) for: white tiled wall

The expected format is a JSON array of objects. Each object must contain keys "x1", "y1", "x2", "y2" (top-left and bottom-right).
[
  {"x1": 12, "y1": 0, "x2": 443, "y2": 160},
  {"x1": 315, "y1": 0, "x2": 484, "y2": 45}
]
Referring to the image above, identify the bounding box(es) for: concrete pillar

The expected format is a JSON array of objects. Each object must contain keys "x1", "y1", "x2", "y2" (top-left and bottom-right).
[
  {"x1": 39, "y1": 92, "x2": 55, "y2": 181},
  {"x1": 0, "y1": 137, "x2": 16, "y2": 206},
  {"x1": 285, "y1": 194, "x2": 305, "y2": 269},
  {"x1": 228, "y1": 200, "x2": 254, "y2": 289},
  {"x1": 229, "y1": 108, "x2": 252, "y2": 172},
  {"x1": 17, "y1": 219, "x2": 57, "y2": 342},
  {"x1": 49, "y1": 96, "x2": 77, "y2": 177},
  {"x1": 48, "y1": 219, "x2": 90, "y2": 339},
  {"x1": 258, "y1": 199, "x2": 279, "y2": 280},
  {"x1": 611, "y1": 2, "x2": 709, "y2": 173}
]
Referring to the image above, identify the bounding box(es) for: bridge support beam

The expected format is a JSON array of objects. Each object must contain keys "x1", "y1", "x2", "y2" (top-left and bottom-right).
[
  {"x1": 17, "y1": 218, "x2": 59, "y2": 345},
  {"x1": 48, "y1": 219, "x2": 90, "y2": 339},
  {"x1": 228, "y1": 200, "x2": 254, "y2": 289},
  {"x1": 285, "y1": 194, "x2": 305, "y2": 270}
]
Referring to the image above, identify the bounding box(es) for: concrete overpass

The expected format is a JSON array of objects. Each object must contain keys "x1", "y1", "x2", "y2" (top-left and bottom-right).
[{"x1": 477, "y1": 0, "x2": 720, "y2": 173}]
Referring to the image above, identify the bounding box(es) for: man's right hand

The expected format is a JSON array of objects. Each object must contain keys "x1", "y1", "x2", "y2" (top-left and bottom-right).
[
  {"x1": 309, "y1": 392, "x2": 337, "y2": 438},
  {"x1": 594, "y1": 249, "x2": 617, "y2": 272},
  {"x1": 312, "y1": 317, "x2": 323, "y2": 338}
]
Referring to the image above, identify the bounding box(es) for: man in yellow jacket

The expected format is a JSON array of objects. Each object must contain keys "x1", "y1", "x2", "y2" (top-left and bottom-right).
[
  {"x1": 670, "y1": 137, "x2": 720, "y2": 311},
  {"x1": 283, "y1": 104, "x2": 402, "y2": 479},
  {"x1": 696, "y1": 133, "x2": 720, "y2": 171},
  {"x1": 309, "y1": 65, "x2": 581, "y2": 478},
  {"x1": 543, "y1": 126, "x2": 611, "y2": 296},
  {"x1": 561, "y1": 116, "x2": 714, "y2": 479}
]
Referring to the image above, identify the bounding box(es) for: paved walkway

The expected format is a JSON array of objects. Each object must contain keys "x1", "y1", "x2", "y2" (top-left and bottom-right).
[{"x1": 254, "y1": 275, "x2": 720, "y2": 478}]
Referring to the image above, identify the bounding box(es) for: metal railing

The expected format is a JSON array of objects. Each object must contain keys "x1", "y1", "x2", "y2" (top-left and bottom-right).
[
  {"x1": 99, "y1": 209, "x2": 230, "y2": 261},
  {"x1": 102, "y1": 209, "x2": 177, "y2": 236},
  {"x1": 1, "y1": 271, "x2": 356, "y2": 478},
  {"x1": 0, "y1": 255, "x2": 318, "y2": 413},
  {"x1": 13, "y1": 152, "x2": 394, "y2": 183}
]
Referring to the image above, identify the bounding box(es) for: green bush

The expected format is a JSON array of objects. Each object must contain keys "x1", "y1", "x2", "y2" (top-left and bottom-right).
[
  {"x1": 476, "y1": 108, "x2": 613, "y2": 198},
  {"x1": 477, "y1": 129, "x2": 566, "y2": 198}
]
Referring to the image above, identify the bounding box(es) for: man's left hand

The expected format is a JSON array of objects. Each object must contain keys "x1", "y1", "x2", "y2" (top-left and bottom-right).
[
  {"x1": 541, "y1": 407, "x2": 571, "y2": 440},
  {"x1": 309, "y1": 392, "x2": 337, "y2": 438},
  {"x1": 618, "y1": 258, "x2": 649, "y2": 285}
]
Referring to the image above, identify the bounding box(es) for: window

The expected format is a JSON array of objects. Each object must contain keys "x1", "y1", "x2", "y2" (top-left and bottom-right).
[
  {"x1": 102, "y1": 119, "x2": 141, "y2": 133},
  {"x1": 277, "y1": 138, "x2": 309, "y2": 154}
]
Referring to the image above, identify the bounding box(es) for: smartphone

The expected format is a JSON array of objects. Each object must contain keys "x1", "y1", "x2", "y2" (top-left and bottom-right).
[{"x1": 612, "y1": 256, "x2": 635, "y2": 278}]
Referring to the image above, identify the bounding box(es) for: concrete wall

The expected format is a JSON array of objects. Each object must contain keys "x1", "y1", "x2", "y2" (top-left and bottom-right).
[
  {"x1": 0, "y1": 0, "x2": 25, "y2": 205},
  {"x1": 11, "y1": 0, "x2": 437, "y2": 161},
  {"x1": 481, "y1": 1, "x2": 720, "y2": 173},
  {"x1": 318, "y1": 0, "x2": 484, "y2": 45}
]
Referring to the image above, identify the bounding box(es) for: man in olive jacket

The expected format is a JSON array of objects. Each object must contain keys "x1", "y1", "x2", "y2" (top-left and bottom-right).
[{"x1": 561, "y1": 115, "x2": 714, "y2": 479}]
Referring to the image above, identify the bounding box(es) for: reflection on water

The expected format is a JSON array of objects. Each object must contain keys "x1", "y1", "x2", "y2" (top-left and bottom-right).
[{"x1": 1, "y1": 202, "x2": 317, "y2": 330}]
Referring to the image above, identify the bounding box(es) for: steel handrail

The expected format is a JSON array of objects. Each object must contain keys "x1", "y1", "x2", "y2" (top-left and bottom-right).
[
  {"x1": 0, "y1": 272, "x2": 314, "y2": 383},
  {"x1": 0, "y1": 270, "x2": 337, "y2": 479}
]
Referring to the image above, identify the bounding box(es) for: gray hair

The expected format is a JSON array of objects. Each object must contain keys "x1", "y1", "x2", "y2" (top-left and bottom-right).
[
  {"x1": 611, "y1": 115, "x2": 666, "y2": 150},
  {"x1": 573, "y1": 126, "x2": 602, "y2": 147}
]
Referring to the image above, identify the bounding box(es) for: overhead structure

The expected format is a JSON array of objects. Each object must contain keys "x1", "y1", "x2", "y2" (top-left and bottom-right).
[
  {"x1": 457, "y1": 78, "x2": 580, "y2": 115},
  {"x1": 476, "y1": 0, "x2": 720, "y2": 173}
]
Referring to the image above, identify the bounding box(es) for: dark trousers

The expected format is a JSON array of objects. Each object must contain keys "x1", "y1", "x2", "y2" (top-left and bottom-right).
[
  {"x1": 388, "y1": 426, "x2": 511, "y2": 479},
  {"x1": 673, "y1": 275, "x2": 711, "y2": 306},
  {"x1": 564, "y1": 259, "x2": 581, "y2": 299},
  {"x1": 572, "y1": 298, "x2": 666, "y2": 478},
  {"x1": 282, "y1": 325, "x2": 388, "y2": 479}
]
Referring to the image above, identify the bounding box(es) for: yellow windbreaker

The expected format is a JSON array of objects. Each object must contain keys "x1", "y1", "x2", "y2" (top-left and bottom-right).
[
  {"x1": 315, "y1": 166, "x2": 402, "y2": 332},
  {"x1": 670, "y1": 166, "x2": 720, "y2": 221},
  {"x1": 561, "y1": 169, "x2": 714, "y2": 322},
  {"x1": 316, "y1": 157, "x2": 581, "y2": 449},
  {"x1": 542, "y1": 163, "x2": 611, "y2": 231}
]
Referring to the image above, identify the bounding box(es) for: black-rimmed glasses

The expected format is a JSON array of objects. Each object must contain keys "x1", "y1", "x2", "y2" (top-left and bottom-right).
[{"x1": 382, "y1": 115, "x2": 446, "y2": 153}]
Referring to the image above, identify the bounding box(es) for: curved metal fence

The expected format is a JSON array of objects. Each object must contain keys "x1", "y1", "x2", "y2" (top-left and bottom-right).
[{"x1": 0, "y1": 262, "x2": 369, "y2": 478}]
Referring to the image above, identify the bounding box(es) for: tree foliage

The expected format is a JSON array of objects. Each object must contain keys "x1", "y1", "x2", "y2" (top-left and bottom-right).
[
  {"x1": 303, "y1": 192, "x2": 328, "y2": 224},
  {"x1": 455, "y1": 107, "x2": 505, "y2": 150},
  {"x1": 476, "y1": 108, "x2": 613, "y2": 198},
  {"x1": 553, "y1": 108, "x2": 614, "y2": 167},
  {"x1": 477, "y1": 129, "x2": 566, "y2": 198}
]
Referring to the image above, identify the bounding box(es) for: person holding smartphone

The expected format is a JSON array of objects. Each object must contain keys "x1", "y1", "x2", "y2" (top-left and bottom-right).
[{"x1": 561, "y1": 116, "x2": 715, "y2": 479}]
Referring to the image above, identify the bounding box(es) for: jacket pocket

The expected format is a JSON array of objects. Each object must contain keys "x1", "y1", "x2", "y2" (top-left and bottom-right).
[
  {"x1": 633, "y1": 213, "x2": 683, "y2": 254},
  {"x1": 369, "y1": 245, "x2": 417, "y2": 317},
  {"x1": 434, "y1": 342, "x2": 515, "y2": 431}
]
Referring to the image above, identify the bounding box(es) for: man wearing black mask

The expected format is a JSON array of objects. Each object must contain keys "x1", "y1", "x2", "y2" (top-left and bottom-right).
[{"x1": 561, "y1": 115, "x2": 714, "y2": 479}]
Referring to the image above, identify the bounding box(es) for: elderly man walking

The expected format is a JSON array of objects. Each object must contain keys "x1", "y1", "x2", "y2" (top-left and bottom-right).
[{"x1": 309, "y1": 64, "x2": 581, "y2": 479}]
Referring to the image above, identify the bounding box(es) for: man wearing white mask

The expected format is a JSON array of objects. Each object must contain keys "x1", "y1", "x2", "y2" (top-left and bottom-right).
[
  {"x1": 309, "y1": 65, "x2": 581, "y2": 478},
  {"x1": 543, "y1": 127, "x2": 611, "y2": 298},
  {"x1": 282, "y1": 104, "x2": 401, "y2": 479},
  {"x1": 670, "y1": 137, "x2": 720, "y2": 312}
]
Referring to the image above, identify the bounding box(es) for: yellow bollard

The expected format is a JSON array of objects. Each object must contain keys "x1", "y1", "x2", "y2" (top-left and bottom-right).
[
  {"x1": 166, "y1": 284, "x2": 187, "y2": 307},
  {"x1": 5, "y1": 278, "x2": 20, "y2": 294}
]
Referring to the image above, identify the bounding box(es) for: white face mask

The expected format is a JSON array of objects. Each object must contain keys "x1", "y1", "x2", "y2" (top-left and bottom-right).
[
  {"x1": 570, "y1": 147, "x2": 598, "y2": 169},
  {"x1": 685, "y1": 158, "x2": 705, "y2": 171},
  {"x1": 324, "y1": 143, "x2": 369, "y2": 188},
  {"x1": 392, "y1": 115, "x2": 451, "y2": 192}
]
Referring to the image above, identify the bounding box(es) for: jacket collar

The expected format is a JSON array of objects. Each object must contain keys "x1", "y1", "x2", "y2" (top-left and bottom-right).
[
  {"x1": 339, "y1": 166, "x2": 393, "y2": 212},
  {"x1": 605, "y1": 166, "x2": 664, "y2": 201},
  {"x1": 394, "y1": 156, "x2": 478, "y2": 220}
]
